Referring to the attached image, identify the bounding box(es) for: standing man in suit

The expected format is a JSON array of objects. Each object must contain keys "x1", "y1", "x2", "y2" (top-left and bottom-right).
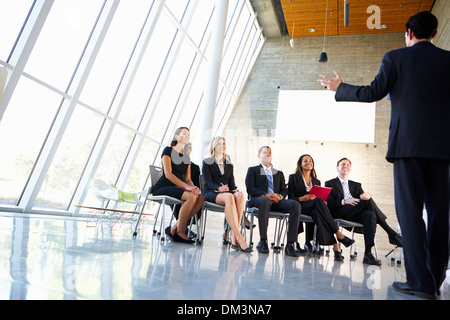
[
  {"x1": 245, "y1": 146, "x2": 302, "y2": 256},
  {"x1": 318, "y1": 11, "x2": 450, "y2": 299},
  {"x1": 325, "y1": 158, "x2": 402, "y2": 266}
]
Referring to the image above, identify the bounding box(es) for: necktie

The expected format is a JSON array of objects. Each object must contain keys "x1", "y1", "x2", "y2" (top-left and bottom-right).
[
  {"x1": 342, "y1": 181, "x2": 353, "y2": 200},
  {"x1": 266, "y1": 168, "x2": 274, "y2": 193}
]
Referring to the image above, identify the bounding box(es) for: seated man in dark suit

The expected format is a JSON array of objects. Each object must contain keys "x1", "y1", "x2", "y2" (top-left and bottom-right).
[
  {"x1": 325, "y1": 158, "x2": 402, "y2": 266},
  {"x1": 245, "y1": 146, "x2": 301, "y2": 256}
]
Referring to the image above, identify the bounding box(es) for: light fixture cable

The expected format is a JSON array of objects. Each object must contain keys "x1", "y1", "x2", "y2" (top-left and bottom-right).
[{"x1": 322, "y1": 0, "x2": 329, "y2": 52}]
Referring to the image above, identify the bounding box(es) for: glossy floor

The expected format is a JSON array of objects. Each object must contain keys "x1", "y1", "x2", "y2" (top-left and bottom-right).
[{"x1": 0, "y1": 211, "x2": 448, "y2": 300}]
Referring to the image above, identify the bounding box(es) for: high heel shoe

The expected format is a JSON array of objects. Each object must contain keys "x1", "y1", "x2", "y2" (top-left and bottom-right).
[
  {"x1": 231, "y1": 243, "x2": 253, "y2": 253},
  {"x1": 173, "y1": 232, "x2": 195, "y2": 244},
  {"x1": 165, "y1": 226, "x2": 175, "y2": 242},
  {"x1": 239, "y1": 244, "x2": 253, "y2": 253},
  {"x1": 338, "y1": 236, "x2": 355, "y2": 248}
]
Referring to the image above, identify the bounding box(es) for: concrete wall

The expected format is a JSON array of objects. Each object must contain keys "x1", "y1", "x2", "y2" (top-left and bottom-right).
[
  {"x1": 222, "y1": 32, "x2": 402, "y2": 252},
  {"x1": 221, "y1": 5, "x2": 450, "y2": 252},
  {"x1": 433, "y1": 0, "x2": 450, "y2": 50}
]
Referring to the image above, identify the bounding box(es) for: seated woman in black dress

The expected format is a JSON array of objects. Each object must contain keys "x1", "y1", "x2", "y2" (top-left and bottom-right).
[
  {"x1": 288, "y1": 154, "x2": 354, "y2": 260},
  {"x1": 152, "y1": 127, "x2": 204, "y2": 244},
  {"x1": 202, "y1": 137, "x2": 252, "y2": 252}
]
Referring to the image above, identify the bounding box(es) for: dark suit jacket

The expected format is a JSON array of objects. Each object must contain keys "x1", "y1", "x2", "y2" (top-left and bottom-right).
[
  {"x1": 245, "y1": 164, "x2": 287, "y2": 207},
  {"x1": 335, "y1": 41, "x2": 450, "y2": 162},
  {"x1": 324, "y1": 177, "x2": 387, "y2": 221},
  {"x1": 201, "y1": 157, "x2": 237, "y2": 194},
  {"x1": 287, "y1": 173, "x2": 321, "y2": 200},
  {"x1": 324, "y1": 177, "x2": 365, "y2": 212},
  {"x1": 191, "y1": 162, "x2": 200, "y2": 188}
]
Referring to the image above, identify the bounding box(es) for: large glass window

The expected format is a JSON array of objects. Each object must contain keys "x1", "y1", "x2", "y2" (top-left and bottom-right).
[
  {"x1": 79, "y1": 0, "x2": 153, "y2": 114},
  {"x1": 35, "y1": 105, "x2": 104, "y2": 209},
  {"x1": 0, "y1": 76, "x2": 63, "y2": 205},
  {"x1": 0, "y1": 0, "x2": 264, "y2": 214},
  {"x1": 24, "y1": 0, "x2": 104, "y2": 91},
  {"x1": 0, "y1": 0, "x2": 33, "y2": 62}
]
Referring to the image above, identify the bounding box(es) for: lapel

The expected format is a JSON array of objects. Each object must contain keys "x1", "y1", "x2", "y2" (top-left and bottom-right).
[
  {"x1": 258, "y1": 164, "x2": 270, "y2": 188},
  {"x1": 334, "y1": 177, "x2": 344, "y2": 197},
  {"x1": 210, "y1": 157, "x2": 229, "y2": 177}
]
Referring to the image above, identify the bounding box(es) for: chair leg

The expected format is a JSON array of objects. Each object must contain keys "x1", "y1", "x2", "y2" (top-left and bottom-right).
[
  {"x1": 159, "y1": 198, "x2": 166, "y2": 241},
  {"x1": 153, "y1": 204, "x2": 162, "y2": 235},
  {"x1": 271, "y1": 218, "x2": 280, "y2": 252},
  {"x1": 349, "y1": 227, "x2": 357, "y2": 260},
  {"x1": 133, "y1": 199, "x2": 147, "y2": 237},
  {"x1": 249, "y1": 214, "x2": 255, "y2": 247}
]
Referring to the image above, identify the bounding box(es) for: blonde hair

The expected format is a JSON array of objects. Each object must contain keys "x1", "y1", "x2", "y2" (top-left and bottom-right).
[{"x1": 209, "y1": 136, "x2": 231, "y2": 162}]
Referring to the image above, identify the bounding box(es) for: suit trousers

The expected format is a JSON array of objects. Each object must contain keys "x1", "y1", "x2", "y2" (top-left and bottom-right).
[
  {"x1": 253, "y1": 197, "x2": 301, "y2": 243},
  {"x1": 393, "y1": 158, "x2": 450, "y2": 294},
  {"x1": 331, "y1": 199, "x2": 377, "y2": 247},
  {"x1": 302, "y1": 198, "x2": 339, "y2": 246}
]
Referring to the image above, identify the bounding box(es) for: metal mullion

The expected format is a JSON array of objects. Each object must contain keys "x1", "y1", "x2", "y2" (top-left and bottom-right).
[
  {"x1": 215, "y1": 18, "x2": 255, "y2": 133},
  {"x1": 228, "y1": 19, "x2": 256, "y2": 95},
  {"x1": 221, "y1": 0, "x2": 245, "y2": 59},
  {"x1": 21, "y1": 0, "x2": 120, "y2": 213},
  {"x1": 215, "y1": 26, "x2": 265, "y2": 136},
  {"x1": 72, "y1": 0, "x2": 165, "y2": 213},
  {"x1": 0, "y1": 0, "x2": 54, "y2": 123}
]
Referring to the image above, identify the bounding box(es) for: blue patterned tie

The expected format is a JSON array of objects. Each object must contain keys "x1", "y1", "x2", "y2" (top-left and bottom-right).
[{"x1": 266, "y1": 167, "x2": 274, "y2": 193}]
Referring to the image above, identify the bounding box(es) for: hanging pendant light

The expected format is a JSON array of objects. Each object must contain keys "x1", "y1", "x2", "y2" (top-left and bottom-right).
[{"x1": 318, "y1": 0, "x2": 329, "y2": 62}]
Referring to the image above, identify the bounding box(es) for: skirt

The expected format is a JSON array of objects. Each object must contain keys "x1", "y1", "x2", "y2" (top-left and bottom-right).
[{"x1": 152, "y1": 186, "x2": 185, "y2": 200}]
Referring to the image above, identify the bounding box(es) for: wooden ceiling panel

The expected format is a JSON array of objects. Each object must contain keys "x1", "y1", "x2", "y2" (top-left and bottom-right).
[{"x1": 280, "y1": 0, "x2": 436, "y2": 38}]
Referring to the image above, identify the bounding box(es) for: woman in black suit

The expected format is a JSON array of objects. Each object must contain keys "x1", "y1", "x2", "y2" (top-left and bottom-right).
[
  {"x1": 202, "y1": 137, "x2": 251, "y2": 252},
  {"x1": 288, "y1": 154, "x2": 353, "y2": 260}
]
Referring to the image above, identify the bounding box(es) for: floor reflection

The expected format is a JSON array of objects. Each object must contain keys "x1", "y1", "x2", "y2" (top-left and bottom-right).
[{"x1": 0, "y1": 212, "x2": 448, "y2": 300}]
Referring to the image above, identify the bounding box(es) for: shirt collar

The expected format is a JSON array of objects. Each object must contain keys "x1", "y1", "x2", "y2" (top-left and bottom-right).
[{"x1": 338, "y1": 176, "x2": 348, "y2": 184}]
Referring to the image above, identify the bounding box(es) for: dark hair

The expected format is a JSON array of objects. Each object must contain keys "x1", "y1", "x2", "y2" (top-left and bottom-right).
[
  {"x1": 295, "y1": 154, "x2": 317, "y2": 179},
  {"x1": 405, "y1": 11, "x2": 438, "y2": 40},
  {"x1": 170, "y1": 127, "x2": 189, "y2": 147},
  {"x1": 258, "y1": 145, "x2": 271, "y2": 155},
  {"x1": 336, "y1": 157, "x2": 352, "y2": 167}
]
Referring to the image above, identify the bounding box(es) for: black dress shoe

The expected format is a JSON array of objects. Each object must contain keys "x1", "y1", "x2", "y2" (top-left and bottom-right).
[
  {"x1": 295, "y1": 242, "x2": 306, "y2": 255},
  {"x1": 389, "y1": 233, "x2": 403, "y2": 247},
  {"x1": 257, "y1": 240, "x2": 269, "y2": 254},
  {"x1": 338, "y1": 236, "x2": 355, "y2": 248},
  {"x1": 304, "y1": 242, "x2": 313, "y2": 253},
  {"x1": 285, "y1": 242, "x2": 299, "y2": 257},
  {"x1": 334, "y1": 250, "x2": 344, "y2": 261},
  {"x1": 363, "y1": 252, "x2": 382, "y2": 266},
  {"x1": 392, "y1": 282, "x2": 436, "y2": 300}
]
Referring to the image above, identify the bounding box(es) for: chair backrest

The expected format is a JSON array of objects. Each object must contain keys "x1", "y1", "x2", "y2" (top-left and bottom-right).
[
  {"x1": 93, "y1": 179, "x2": 119, "y2": 202},
  {"x1": 199, "y1": 174, "x2": 204, "y2": 191},
  {"x1": 149, "y1": 165, "x2": 163, "y2": 193}
]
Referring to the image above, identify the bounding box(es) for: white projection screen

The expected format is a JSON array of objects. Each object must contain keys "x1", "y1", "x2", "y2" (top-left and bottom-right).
[{"x1": 275, "y1": 90, "x2": 376, "y2": 143}]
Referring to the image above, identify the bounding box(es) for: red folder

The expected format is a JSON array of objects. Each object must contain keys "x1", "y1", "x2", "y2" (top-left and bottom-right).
[{"x1": 308, "y1": 185, "x2": 332, "y2": 201}]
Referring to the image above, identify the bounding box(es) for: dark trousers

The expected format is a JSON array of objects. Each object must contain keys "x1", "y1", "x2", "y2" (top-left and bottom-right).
[
  {"x1": 302, "y1": 198, "x2": 339, "y2": 246},
  {"x1": 393, "y1": 158, "x2": 450, "y2": 294},
  {"x1": 331, "y1": 199, "x2": 377, "y2": 247},
  {"x1": 253, "y1": 197, "x2": 301, "y2": 243}
]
